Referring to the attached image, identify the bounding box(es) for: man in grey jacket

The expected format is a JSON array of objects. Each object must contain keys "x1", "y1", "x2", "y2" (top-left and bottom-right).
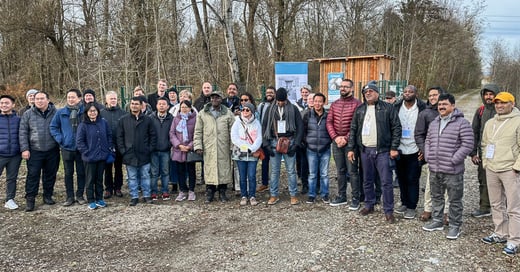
[{"x1": 19, "y1": 91, "x2": 59, "y2": 212}]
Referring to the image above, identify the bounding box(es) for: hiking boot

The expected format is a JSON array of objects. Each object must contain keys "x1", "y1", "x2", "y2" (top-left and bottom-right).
[
  {"x1": 472, "y1": 209, "x2": 491, "y2": 218},
  {"x1": 404, "y1": 209, "x2": 416, "y2": 219},
  {"x1": 349, "y1": 200, "x2": 360, "y2": 211},
  {"x1": 446, "y1": 226, "x2": 461, "y2": 240},
  {"x1": 240, "y1": 197, "x2": 248, "y2": 206},
  {"x1": 482, "y1": 233, "x2": 507, "y2": 244},
  {"x1": 95, "y1": 200, "x2": 107, "y2": 208},
  {"x1": 4, "y1": 199, "x2": 18, "y2": 210},
  {"x1": 503, "y1": 243, "x2": 518, "y2": 256},
  {"x1": 290, "y1": 196, "x2": 300, "y2": 205},
  {"x1": 219, "y1": 188, "x2": 229, "y2": 203},
  {"x1": 301, "y1": 184, "x2": 309, "y2": 195},
  {"x1": 129, "y1": 198, "x2": 138, "y2": 206},
  {"x1": 359, "y1": 207, "x2": 374, "y2": 216},
  {"x1": 257, "y1": 184, "x2": 269, "y2": 192},
  {"x1": 329, "y1": 196, "x2": 348, "y2": 207},
  {"x1": 162, "y1": 193, "x2": 170, "y2": 201},
  {"x1": 205, "y1": 187, "x2": 215, "y2": 204},
  {"x1": 385, "y1": 213, "x2": 396, "y2": 224},
  {"x1": 395, "y1": 205, "x2": 407, "y2": 214},
  {"x1": 144, "y1": 197, "x2": 153, "y2": 204},
  {"x1": 188, "y1": 191, "x2": 196, "y2": 201},
  {"x1": 76, "y1": 196, "x2": 87, "y2": 205},
  {"x1": 62, "y1": 198, "x2": 75, "y2": 207},
  {"x1": 267, "y1": 196, "x2": 279, "y2": 205},
  {"x1": 419, "y1": 211, "x2": 431, "y2": 221},
  {"x1": 250, "y1": 197, "x2": 258, "y2": 206},
  {"x1": 104, "y1": 190, "x2": 112, "y2": 199},
  {"x1": 176, "y1": 192, "x2": 187, "y2": 202},
  {"x1": 88, "y1": 202, "x2": 98, "y2": 210},
  {"x1": 422, "y1": 221, "x2": 444, "y2": 232},
  {"x1": 25, "y1": 197, "x2": 35, "y2": 212},
  {"x1": 306, "y1": 196, "x2": 315, "y2": 204},
  {"x1": 115, "y1": 190, "x2": 123, "y2": 197},
  {"x1": 43, "y1": 196, "x2": 55, "y2": 205}
]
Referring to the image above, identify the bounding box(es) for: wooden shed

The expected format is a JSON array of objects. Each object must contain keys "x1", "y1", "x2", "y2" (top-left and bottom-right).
[{"x1": 310, "y1": 54, "x2": 395, "y2": 101}]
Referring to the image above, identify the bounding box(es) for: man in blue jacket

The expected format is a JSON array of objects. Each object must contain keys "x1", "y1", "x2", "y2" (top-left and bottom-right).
[
  {"x1": 0, "y1": 95, "x2": 21, "y2": 209},
  {"x1": 50, "y1": 88, "x2": 86, "y2": 206}
]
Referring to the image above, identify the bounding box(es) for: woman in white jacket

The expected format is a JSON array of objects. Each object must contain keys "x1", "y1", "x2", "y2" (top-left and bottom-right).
[{"x1": 231, "y1": 102, "x2": 262, "y2": 206}]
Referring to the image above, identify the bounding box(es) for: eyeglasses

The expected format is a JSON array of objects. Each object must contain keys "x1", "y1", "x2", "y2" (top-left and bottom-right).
[
  {"x1": 385, "y1": 97, "x2": 393, "y2": 100},
  {"x1": 242, "y1": 108, "x2": 251, "y2": 112},
  {"x1": 240, "y1": 99, "x2": 249, "y2": 102}
]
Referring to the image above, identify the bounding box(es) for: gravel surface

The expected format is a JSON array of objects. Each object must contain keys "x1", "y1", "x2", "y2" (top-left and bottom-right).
[{"x1": 0, "y1": 89, "x2": 518, "y2": 271}]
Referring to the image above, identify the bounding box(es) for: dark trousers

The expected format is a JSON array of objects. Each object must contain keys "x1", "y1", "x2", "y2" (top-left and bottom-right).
[
  {"x1": 396, "y1": 152, "x2": 422, "y2": 209},
  {"x1": 296, "y1": 146, "x2": 309, "y2": 187},
  {"x1": 332, "y1": 142, "x2": 361, "y2": 201},
  {"x1": 477, "y1": 161, "x2": 490, "y2": 211},
  {"x1": 61, "y1": 149, "x2": 85, "y2": 199},
  {"x1": 104, "y1": 151, "x2": 123, "y2": 192},
  {"x1": 178, "y1": 161, "x2": 196, "y2": 192},
  {"x1": 0, "y1": 155, "x2": 22, "y2": 200},
  {"x1": 25, "y1": 147, "x2": 60, "y2": 199},
  {"x1": 85, "y1": 160, "x2": 105, "y2": 202},
  {"x1": 360, "y1": 147, "x2": 394, "y2": 214},
  {"x1": 261, "y1": 146, "x2": 270, "y2": 186}
]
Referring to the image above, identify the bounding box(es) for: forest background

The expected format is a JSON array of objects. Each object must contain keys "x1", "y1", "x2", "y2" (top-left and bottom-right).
[{"x1": 0, "y1": 0, "x2": 518, "y2": 106}]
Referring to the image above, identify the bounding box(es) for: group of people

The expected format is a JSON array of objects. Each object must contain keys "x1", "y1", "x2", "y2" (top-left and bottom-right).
[{"x1": 0, "y1": 79, "x2": 518, "y2": 256}]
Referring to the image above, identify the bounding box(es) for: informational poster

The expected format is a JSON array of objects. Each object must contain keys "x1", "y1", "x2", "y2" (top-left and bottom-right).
[
  {"x1": 274, "y1": 62, "x2": 308, "y2": 103},
  {"x1": 327, "y1": 72, "x2": 344, "y2": 103}
]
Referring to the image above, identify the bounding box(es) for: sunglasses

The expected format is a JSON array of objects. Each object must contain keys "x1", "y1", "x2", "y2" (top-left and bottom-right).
[
  {"x1": 242, "y1": 108, "x2": 251, "y2": 112},
  {"x1": 240, "y1": 99, "x2": 249, "y2": 102},
  {"x1": 385, "y1": 97, "x2": 393, "y2": 99}
]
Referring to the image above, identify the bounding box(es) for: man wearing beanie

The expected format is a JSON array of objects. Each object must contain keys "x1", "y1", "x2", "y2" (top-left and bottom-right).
[
  {"x1": 82, "y1": 88, "x2": 105, "y2": 110},
  {"x1": 347, "y1": 83, "x2": 401, "y2": 223},
  {"x1": 19, "y1": 89, "x2": 39, "y2": 117},
  {"x1": 50, "y1": 88, "x2": 86, "y2": 206},
  {"x1": 262, "y1": 87, "x2": 303, "y2": 205}
]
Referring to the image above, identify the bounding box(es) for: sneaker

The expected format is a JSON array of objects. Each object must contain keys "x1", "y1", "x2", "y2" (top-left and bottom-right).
[
  {"x1": 472, "y1": 210, "x2": 491, "y2": 218},
  {"x1": 349, "y1": 200, "x2": 360, "y2": 211},
  {"x1": 404, "y1": 209, "x2": 416, "y2": 219},
  {"x1": 4, "y1": 199, "x2": 18, "y2": 210},
  {"x1": 115, "y1": 190, "x2": 123, "y2": 197},
  {"x1": 95, "y1": 200, "x2": 107, "y2": 208},
  {"x1": 329, "y1": 196, "x2": 348, "y2": 207},
  {"x1": 395, "y1": 205, "x2": 407, "y2": 214},
  {"x1": 188, "y1": 191, "x2": 196, "y2": 201},
  {"x1": 290, "y1": 196, "x2": 300, "y2": 205},
  {"x1": 482, "y1": 233, "x2": 507, "y2": 244},
  {"x1": 129, "y1": 198, "x2": 138, "y2": 206},
  {"x1": 176, "y1": 192, "x2": 187, "y2": 202},
  {"x1": 422, "y1": 221, "x2": 444, "y2": 232},
  {"x1": 321, "y1": 196, "x2": 330, "y2": 204},
  {"x1": 267, "y1": 196, "x2": 279, "y2": 205},
  {"x1": 162, "y1": 193, "x2": 170, "y2": 201},
  {"x1": 240, "y1": 197, "x2": 248, "y2": 206},
  {"x1": 359, "y1": 207, "x2": 374, "y2": 216},
  {"x1": 257, "y1": 184, "x2": 269, "y2": 192},
  {"x1": 151, "y1": 194, "x2": 158, "y2": 201},
  {"x1": 503, "y1": 243, "x2": 518, "y2": 256},
  {"x1": 104, "y1": 190, "x2": 112, "y2": 199},
  {"x1": 144, "y1": 197, "x2": 153, "y2": 204},
  {"x1": 76, "y1": 196, "x2": 87, "y2": 205},
  {"x1": 88, "y1": 202, "x2": 98, "y2": 210},
  {"x1": 446, "y1": 226, "x2": 461, "y2": 240},
  {"x1": 250, "y1": 197, "x2": 258, "y2": 206},
  {"x1": 305, "y1": 196, "x2": 315, "y2": 204}
]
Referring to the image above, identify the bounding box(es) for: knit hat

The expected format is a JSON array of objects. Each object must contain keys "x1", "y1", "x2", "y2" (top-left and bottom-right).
[
  {"x1": 243, "y1": 102, "x2": 256, "y2": 112},
  {"x1": 83, "y1": 89, "x2": 96, "y2": 99},
  {"x1": 362, "y1": 83, "x2": 379, "y2": 94},
  {"x1": 26, "y1": 89, "x2": 39, "y2": 97},
  {"x1": 493, "y1": 92, "x2": 515, "y2": 103},
  {"x1": 276, "y1": 88, "x2": 288, "y2": 101}
]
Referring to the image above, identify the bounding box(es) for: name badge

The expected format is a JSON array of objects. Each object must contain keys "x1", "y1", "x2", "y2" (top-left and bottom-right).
[
  {"x1": 402, "y1": 129, "x2": 412, "y2": 139},
  {"x1": 277, "y1": 120, "x2": 286, "y2": 134},
  {"x1": 485, "y1": 144, "x2": 495, "y2": 159}
]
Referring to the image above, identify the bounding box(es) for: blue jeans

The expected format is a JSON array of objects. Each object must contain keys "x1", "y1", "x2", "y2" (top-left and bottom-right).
[
  {"x1": 126, "y1": 164, "x2": 151, "y2": 199},
  {"x1": 151, "y1": 151, "x2": 170, "y2": 194},
  {"x1": 269, "y1": 140, "x2": 298, "y2": 197},
  {"x1": 236, "y1": 160, "x2": 258, "y2": 198},
  {"x1": 307, "y1": 148, "x2": 330, "y2": 198},
  {"x1": 360, "y1": 147, "x2": 394, "y2": 214}
]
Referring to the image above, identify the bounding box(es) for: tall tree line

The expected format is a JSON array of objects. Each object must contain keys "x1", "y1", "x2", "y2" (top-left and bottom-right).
[{"x1": 0, "y1": 0, "x2": 484, "y2": 101}]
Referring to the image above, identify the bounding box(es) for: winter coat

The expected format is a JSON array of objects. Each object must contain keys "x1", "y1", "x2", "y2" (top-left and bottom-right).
[
  {"x1": 326, "y1": 96, "x2": 361, "y2": 141},
  {"x1": 116, "y1": 112, "x2": 157, "y2": 167},
  {"x1": 170, "y1": 111, "x2": 197, "y2": 162},
  {"x1": 193, "y1": 104, "x2": 235, "y2": 185},
  {"x1": 150, "y1": 112, "x2": 174, "y2": 152},
  {"x1": 19, "y1": 104, "x2": 58, "y2": 152},
  {"x1": 193, "y1": 94, "x2": 211, "y2": 112},
  {"x1": 100, "y1": 105, "x2": 126, "y2": 145},
  {"x1": 231, "y1": 115, "x2": 262, "y2": 161},
  {"x1": 50, "y1": 106, "x2": 84, "y2": 151},
  {"x1": 471, "y1": 89, "x2": 497, "y2": 157},
  {"x1": 425, "y1": 108, "x2": 473, "y2": 174},
  {"x1": 224, "y1": 96, "x2": 240, "y2": 113},
  {"x1": 303, "y1": 109, "x2": 331, "y2": 153},
  {"x1": 76, "y1": 117, "x2": 112, "y2": 162},
  {"x1": 347, "y1": 100, "x2": 401, "y2": 153},
  {"x1": 482, "y1": 107, "x2": 520, "y2": 172},
  {"x1": 414, "y1": 103, "x2": 439, "y2": 153},
  {"x1": 0, "y1": 111, "x2": 21, "y2": 157}
]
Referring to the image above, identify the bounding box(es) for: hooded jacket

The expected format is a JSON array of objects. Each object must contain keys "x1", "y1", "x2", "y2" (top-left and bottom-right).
[
  {"x1": 471, "y1": 84, "x2": 498, "y2": 157},
  {"x1": 482, "y1": 107, "x2": 520, "y2": 172},
  {"x1": 425, "y1": 108, "x2": 473, "y2": 174},
  {"x1": 231, "y1": 115, "x2": 262, "y2": 161},
  {"x1": 76, "y1": 117, "x2": 112, "y2": 162},
  {"x1": 0, "y1": 110, "x2": 20, "y2": 157}
]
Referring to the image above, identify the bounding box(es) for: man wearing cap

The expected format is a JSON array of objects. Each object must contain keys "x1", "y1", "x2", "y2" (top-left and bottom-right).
[
  {"x1": 262, "y1": 87, "x2": 304, "y2": 205},
  {"x1": 481, "y1": 92, "x2": 520, "y2": 256},
  {"x1": 117, "y1": 96, "x2": 157, "y2": 206},
  {"x1": 0, "y1": 95, "x2": 22, "y2": 209},
  {"x1": 347, "y1": 83, "x2": 401, "y2": 223},
  {"x1": 50, "y1": 88, "x2": 86, "y2": 206},
  {"x1": 470, "y1": 83, "x2": 499, "y2": 218},
  {"x1": 194, "y1": 90, "x2": 235, "y2": 203},
  {"x1": 422, "y1": 93, "x2": 473, "y2": 239},
  {"x1": 19, "y1": 89, "x2": 38, "y2": 117},
  {"x1": 326, "y1": 79, "x2": 362, "y2": 208},
  {"x1": 147, "y1": 79, "x2": 168, "y2": 112}
]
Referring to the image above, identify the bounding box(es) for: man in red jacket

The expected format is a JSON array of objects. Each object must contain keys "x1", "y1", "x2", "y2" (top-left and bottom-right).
[{"x1": 326, "y1": 79, "x2": 362, "y2": 208}]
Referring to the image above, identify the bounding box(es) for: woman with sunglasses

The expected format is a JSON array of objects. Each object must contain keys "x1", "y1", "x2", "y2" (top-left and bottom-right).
[{"x1": 231, "y1": 102, "x2": 263, "y2": 206}]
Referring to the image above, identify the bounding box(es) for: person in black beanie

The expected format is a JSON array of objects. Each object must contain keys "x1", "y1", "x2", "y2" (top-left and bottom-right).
[{"x1": 82, "y1": 88, "x2": 105, "y2": 110}]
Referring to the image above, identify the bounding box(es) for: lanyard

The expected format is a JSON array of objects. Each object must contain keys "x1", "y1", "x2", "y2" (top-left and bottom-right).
[{"x1": 491, "y1": 118, "x2": 510, "y2": 141}]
